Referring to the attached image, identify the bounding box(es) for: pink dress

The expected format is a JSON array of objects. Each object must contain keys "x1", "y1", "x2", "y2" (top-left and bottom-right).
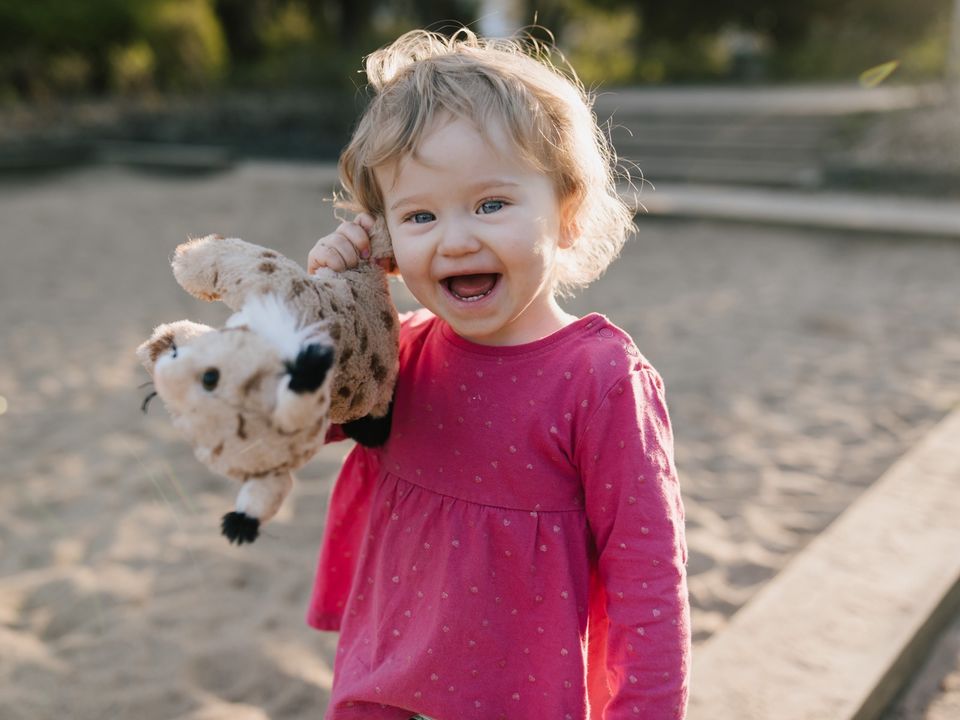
[{"x1": 308, "y1": 311, "x2": 690, "y2": 719}]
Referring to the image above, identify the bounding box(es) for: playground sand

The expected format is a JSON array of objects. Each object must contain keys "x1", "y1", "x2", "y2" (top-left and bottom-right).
[{"x1": 1, "y1": 164, "x2": 959, "y2": 718}]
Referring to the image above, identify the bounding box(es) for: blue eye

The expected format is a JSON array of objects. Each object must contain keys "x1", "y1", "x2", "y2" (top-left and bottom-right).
[
  {"x1": 408, "y1": 211, "x2": 435, "y2": 224},
  {"x1": 478, "y1": 200, "x2": 505, "y2": 214}
]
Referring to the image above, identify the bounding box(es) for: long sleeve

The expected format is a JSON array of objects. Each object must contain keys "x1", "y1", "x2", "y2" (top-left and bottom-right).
[{"x1": 576, "y1": 365, "x2": 690, "y2": 719}]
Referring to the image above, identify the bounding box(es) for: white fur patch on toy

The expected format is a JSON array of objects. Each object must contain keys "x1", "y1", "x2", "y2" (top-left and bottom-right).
[{"x1": 226, "y1": 292, "x2": 324, "y2": 361}]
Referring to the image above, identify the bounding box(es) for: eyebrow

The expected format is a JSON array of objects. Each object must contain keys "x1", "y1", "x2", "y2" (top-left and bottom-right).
[
  {"x1": 389, "y1": 180, "x2": 521, "y2": 211},
  {"x1": 389, "y1": 195, "x2": 428, "y2": 212}
]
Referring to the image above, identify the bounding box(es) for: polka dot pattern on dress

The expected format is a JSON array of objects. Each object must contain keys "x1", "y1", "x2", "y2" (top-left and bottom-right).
[{"x1": 308, "y1": 312, "x2": 689, "y2": 720}]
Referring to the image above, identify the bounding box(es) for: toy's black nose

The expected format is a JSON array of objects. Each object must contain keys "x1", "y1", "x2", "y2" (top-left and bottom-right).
[{"x1": 286, "y1": 343, "x2": 335, "y2": 393}]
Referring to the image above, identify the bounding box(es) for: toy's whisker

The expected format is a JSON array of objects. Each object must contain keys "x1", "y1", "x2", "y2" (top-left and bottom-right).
[
  {"x1": 141, "y1": 391, "x2": 158, "y2": 413},
  {"x1": 138, "y1": 380, "x2": 155, "y2": 389},
  {"x1": 162, "y1": 461, "x2": 199, "y2": 515},
  {"x1": 236, "y1": 438, "x2": 265, "y2": 456}
]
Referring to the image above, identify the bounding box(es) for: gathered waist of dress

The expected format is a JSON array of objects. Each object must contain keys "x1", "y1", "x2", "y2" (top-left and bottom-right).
[{"x1": 378, "y1": 465, "x2": 587, "y2": 515}]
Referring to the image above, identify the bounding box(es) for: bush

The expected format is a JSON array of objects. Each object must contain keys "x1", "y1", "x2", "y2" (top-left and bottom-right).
[
  {"x1": 0, "y1": 0, "x2": 229, "y2": 98},
  {"x1": 47, "y1": 53, "x2": 94, "y2": 96},
  {"x1": 770, "y1": 16, "x2": 950, "y2": 82},
  {"x1": 0, "y1": 0, "x2": 137, "y2": 96},
  {"x1": 109, "y1": 41, "x2": 158, "y2": 95},
  {"x1": 136, "y1": 0, "x2": 228, "y2": 91},
  {"x1": 563, "y1": 7, "x2": 641, "y2": 86}
]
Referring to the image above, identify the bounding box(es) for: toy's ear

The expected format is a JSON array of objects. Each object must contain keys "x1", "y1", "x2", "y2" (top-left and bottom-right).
[
  {"x1": 273, "y1": 342, "x2": 336, "y2": 433},
  {"x1": 136, "y1": 320, "x2": 214, "y2": 375},
  {"x1": 369, "y1": 215, "x2": 394, "y2": 262}
]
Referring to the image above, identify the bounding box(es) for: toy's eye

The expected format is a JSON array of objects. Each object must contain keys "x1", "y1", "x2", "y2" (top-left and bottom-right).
[{"x1": 201, "y1": 368, "x2": 220, "y2": 391}]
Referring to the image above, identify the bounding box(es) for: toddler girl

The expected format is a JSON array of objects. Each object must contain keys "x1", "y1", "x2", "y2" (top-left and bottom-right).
[{"x1": 306, "y1": 28, "x2": 690, "y2": 720}]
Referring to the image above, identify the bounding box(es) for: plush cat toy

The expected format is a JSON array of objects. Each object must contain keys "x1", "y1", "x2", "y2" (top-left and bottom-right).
[{"x1": 138, "y1": 233, "x2": 399, "y2": 545}]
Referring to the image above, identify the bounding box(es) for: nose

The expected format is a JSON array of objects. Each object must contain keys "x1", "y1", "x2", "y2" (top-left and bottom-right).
[{"x1": 437, "y1": 219, "x2": 481, "y2": 257}]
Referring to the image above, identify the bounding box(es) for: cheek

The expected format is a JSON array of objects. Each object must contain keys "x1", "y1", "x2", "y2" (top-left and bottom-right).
[{"x1": 389, "y1": 235, "x2": 428, "y2": 278}]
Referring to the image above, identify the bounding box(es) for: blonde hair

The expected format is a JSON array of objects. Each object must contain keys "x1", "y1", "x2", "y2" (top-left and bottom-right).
[{"x1": 338, "y1": 28, "x2": 634, "y2": 296}]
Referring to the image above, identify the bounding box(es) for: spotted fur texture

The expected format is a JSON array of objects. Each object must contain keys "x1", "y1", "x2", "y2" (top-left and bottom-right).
[{"x1": 138, "y1": 235, "x2": 399, "y2": 544}]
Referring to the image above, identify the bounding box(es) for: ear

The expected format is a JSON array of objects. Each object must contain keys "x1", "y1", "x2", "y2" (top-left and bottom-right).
[
  {"x1": 136, "y1": 320, "x2": 214, "y2": 375},
  {"x1": 558, "y1": 194, "x2": 580, "y2": 250}
]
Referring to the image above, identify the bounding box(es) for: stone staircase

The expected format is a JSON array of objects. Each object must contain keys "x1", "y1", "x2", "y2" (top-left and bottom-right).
[{"x1": 592, "y1": 85, "x2": 942, "y2": 189}]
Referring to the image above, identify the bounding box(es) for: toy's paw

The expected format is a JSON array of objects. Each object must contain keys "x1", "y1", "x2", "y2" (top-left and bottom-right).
[
  {"x1": 222, "y1": 511, "x2": 260, "y2": 545},
  {"x1": 342, "y1": 403, "x2": 393, "y2": 447},
  {"x1": 286, "y1": 343, "x2": 335, "y2": 394}
]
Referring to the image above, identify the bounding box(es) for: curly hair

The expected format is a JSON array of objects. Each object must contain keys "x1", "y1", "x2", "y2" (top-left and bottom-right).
[{"x1": 337, "y1": 28, "x2": 635, "y2": 296}]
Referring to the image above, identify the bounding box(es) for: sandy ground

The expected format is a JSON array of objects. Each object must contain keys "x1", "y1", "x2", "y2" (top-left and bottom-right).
[
  {"x1": 883, "y1": 611, "x2": 960, "y2": 720},
  {"x1": 1, "y1": 163, "x2": 959, "y2": 719}
]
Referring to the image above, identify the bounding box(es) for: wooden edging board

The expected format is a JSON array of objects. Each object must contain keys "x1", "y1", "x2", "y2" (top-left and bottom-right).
[{"x1": 687, "y1": 405, "x2": 960, "y2": 720}]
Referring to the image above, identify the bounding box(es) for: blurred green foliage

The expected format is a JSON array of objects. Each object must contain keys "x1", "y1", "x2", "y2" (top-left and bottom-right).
[
  {"x1": 0, "y1": 0, "x2": 226, "y2": 98},
  {"x1": 550, "y1": 0, "x2": 952, "y2": 85},
  {"x1": 0, "y1": 0, "x2": 953, "y2": 102},
  {"x1": 137, "y1": 0, "x2": 227, "y2": 90}
]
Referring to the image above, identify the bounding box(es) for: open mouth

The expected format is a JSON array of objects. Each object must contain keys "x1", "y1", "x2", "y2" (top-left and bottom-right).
[{"x1": 443, "y1": 273, "x2": 500, "y2": 302}]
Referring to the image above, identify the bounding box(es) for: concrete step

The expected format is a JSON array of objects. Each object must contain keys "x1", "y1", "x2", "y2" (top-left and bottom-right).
[
  {"x1": 606, "y1": 115, "x2": 836, "y2": 135},
  {"x1": 629, "y1": 158, "x2": 822, "y2": 187},
  {"x1": 96, "y1": 141, "x2": 234, "y2": 173},
  {"x1": 592, "y1": 84, "x2": 943, "y2": 116},
  {"x1": 0, "y1": 141, "x2": 94, "y2": 173},
  {"x1": 630, "y1": 182, "x2": 960, "y2": 237},
  {"x1": 611, "y1": 132, "x2": 825, "y2": 153},
  {"x1": 602, "y1": 114, "x2": 838, "y2": 187},
  {"x1": 592, "y1": 84, "x2": 944, "y2": 188}
]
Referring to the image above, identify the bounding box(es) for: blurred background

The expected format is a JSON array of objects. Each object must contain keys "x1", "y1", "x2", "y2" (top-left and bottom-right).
[
  {"x1": 0, "y1": 0, "x2": 958, "y2": 173},
  {"x1": 0, "y1": 2, "x2": 958, "y2": 720}
]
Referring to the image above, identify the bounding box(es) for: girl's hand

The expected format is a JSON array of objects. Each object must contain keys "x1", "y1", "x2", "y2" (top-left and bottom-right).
[{"x1": 307, "y1": 213, "x2": 375, "y2": 274}]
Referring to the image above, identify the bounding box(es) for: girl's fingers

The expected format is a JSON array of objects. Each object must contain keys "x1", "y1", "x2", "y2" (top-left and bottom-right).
[
  {"x1": 307, "y1": 246, "x2": 326, "y2": 274},
  {"x1": 307, "y1": 217, "x2": 376, "y2": 274},
  {"x1": 307, "y1": 242, "x2": 347, "y2": 273},
  {"x1": 326, "y1": 244, "x2": 350, "y2": 271},
  {"x1": 355, "y1": 213, "x2": 375, "y2": 233},
  {"x1": 336, "y1": 221, "x2": 371, "y2": 260}
]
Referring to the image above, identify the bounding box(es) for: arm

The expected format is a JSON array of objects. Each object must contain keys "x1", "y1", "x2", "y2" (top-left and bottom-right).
[
  {"x1": 172, "y1": 235, "x2": 307, "y2": 312},
  {"x1": 577, "y1": 366, "x2": 691, "y2": 719}
]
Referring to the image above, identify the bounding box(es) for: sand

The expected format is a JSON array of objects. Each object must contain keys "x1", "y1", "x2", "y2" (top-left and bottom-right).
[{"x1": 1, "y1": 163, "x2": 959, "y2": 719}]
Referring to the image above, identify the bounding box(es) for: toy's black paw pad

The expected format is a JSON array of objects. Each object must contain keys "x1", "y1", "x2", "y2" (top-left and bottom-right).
[
  {"x1": 222, "y1": 511, "x2": 260, "y2": 545},
  {"x1": 342, "y1": 407, "x2": 393, "y2": 447}
]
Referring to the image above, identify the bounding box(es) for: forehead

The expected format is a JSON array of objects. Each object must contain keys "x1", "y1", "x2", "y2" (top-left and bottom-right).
[{"x1": 374, "y1": 115, "x2": 530, "y2": 194}]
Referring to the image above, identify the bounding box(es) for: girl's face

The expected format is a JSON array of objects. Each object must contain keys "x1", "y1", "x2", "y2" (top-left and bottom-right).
[{"x1": 376, "y1": 117, "x2": 574, "y2": 346}]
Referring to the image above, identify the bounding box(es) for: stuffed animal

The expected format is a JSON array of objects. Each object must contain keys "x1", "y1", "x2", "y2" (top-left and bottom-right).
[{"x1": 138, "y1": 233, "x2": 399, "y2": 545}]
